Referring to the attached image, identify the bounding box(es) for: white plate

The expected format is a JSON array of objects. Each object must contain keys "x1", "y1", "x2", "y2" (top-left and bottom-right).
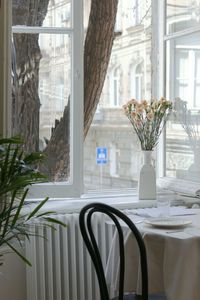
[{"x1": 145, "y1": 218, "x2": 192, "y2": 229}]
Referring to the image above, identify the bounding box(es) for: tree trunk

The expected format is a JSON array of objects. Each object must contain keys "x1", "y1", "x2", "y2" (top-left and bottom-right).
[
  {"x1": 84, "y1": 0, "x2": 118, "y2": 137},
  {"x1": 39, "y1": 104, "x2": 70, "y2": 180},
  {"x1": 12, "y1": 0, "x2": 118, "y2": 180},
  {"x1": 12, "y1": 0, "x2": 49, "y2": 152}
]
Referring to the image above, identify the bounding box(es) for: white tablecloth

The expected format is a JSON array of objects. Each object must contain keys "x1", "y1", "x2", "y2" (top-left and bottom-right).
[{"x1": 105, "y1": 207, "x2": 200, "y2": 300}]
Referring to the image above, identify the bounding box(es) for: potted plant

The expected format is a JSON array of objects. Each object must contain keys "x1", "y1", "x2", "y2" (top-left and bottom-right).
[{"x1": 0, "y1": 136, "x2": 66, "y2": 266}]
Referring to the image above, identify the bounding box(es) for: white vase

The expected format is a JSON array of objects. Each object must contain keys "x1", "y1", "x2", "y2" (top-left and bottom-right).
[
  {"x1": 138, "y1": 150, "x2": 156, "y2": 200},
  {"x1": 187, "y1": 148, "x2": 200, "y2": 181}
]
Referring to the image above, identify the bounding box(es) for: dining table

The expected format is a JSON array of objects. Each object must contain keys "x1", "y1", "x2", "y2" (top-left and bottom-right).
[{"x1": 105, "y1": 206, "x2": 200, "y2": 300}]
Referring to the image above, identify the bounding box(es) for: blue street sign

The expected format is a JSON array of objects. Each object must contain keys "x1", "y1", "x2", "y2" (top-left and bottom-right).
[{"x1": 96, "y1": 147, "x2": 107, "y2": 164}]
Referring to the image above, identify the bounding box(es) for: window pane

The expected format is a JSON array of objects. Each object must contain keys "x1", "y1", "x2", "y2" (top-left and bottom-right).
[
  {"x1": 84, "y1": 0, "x2": 152, "y2": 191},
  {"x1": 12, "y1": 31, "x2": 71, "y2": 182},
  {"x1": 166, "y1": 0, "x2": 200, "y2": 34},
  {"x1": 166, "y1": 32, "x2": 200, "y2": 182},
  {"x1": 12, "y1": 0, "x2": 71, "y2": 28},
  {"x1": 39, "y1": 33, "x2": 71, "y2": 181}
]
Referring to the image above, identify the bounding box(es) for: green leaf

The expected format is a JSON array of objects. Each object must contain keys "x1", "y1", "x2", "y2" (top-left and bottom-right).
[
  {"x1": 24, "y1": 152, "x2": 47, "y2": 164},
  {"x1": 1, "y1": 143, "x2": 10, "y2": 183},
  {"x1": 27, "y1": 197, "x2": 49, "y2": 220},
  {"x1": 0, "y1": 136, "x2": 22, "y2": 145},
  {"x1": 36, "y1": 211, "x2": 56, "y2": 217},
  {"x1": 8, "y1": 147, "x2": 20, "y2": 177},
  {"x1": 11, "y1": 189, "x2": 28, "y2": 227},
  {"x1": 0, "y1": 136, "x2": 66, "y2": 266},
  {"x1": 42, "y1": 217, "x2": 67, "y2": 227},
  {"x1": 5, "y1": 241, "x2": 32, "y2": 266},
  {"x1": 1, "y1": 190, "x2": 17, "y2": 239}
]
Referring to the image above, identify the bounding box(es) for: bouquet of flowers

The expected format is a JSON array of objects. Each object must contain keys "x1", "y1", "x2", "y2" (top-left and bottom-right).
[{"x1": 123, "y1": 97, "x2": 172, "y2": 150}]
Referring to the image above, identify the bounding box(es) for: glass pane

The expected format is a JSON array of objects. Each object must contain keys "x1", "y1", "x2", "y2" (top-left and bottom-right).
[
  {"x1": 84, "y1": 0, "x2": 152, "y2": 191},
  {"x1": 12, "y1": 0, "x2": 71, "y2": 28},
  {"x1": 166, "y1": 0, "x2": 200, "y2": 34},
  {"x1": 12, "y1": 32, "x2": 71, "y2": 182},
  {"x1": 123, "y1": 0, "x2": 151, "y2": 28},
  {"x1": 166, "y1": 32, "x2": 200, "y2": 182}
]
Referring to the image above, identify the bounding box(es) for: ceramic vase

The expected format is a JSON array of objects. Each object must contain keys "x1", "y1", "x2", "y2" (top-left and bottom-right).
[
  {"x1": 138, "y1": 150, "x2": 156, "y2": 200},
  {"x1": 187, "y1": 147, "x2": 200, "y2": 181}
]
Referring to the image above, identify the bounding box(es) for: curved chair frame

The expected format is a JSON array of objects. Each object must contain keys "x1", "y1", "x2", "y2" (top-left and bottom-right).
[{"x1": 79, "y1": 203, "x2": 148, "y2": 300}]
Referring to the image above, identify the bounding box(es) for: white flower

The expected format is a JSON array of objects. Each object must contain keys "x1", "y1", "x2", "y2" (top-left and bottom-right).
[
  {"x1": 147, "y1": 111, "x2": 154, "y2": 121},
  {"x1": 122, "y1": 97, "x2": 172, "y2": 150}
]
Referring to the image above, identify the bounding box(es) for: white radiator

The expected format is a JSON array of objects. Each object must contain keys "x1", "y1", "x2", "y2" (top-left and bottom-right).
[{"x1": 25, "y1": 213, "x2": 115, "y2": 300}]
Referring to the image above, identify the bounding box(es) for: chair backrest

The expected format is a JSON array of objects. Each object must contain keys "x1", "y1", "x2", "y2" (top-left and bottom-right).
[{"x1": 79, "y1": 203, "x2": 148, "y2": 300}]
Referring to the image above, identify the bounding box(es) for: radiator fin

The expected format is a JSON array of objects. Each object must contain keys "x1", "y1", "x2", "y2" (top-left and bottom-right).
[{"x1": 26, "y1": 212, "x2": 115, "y2": 300}]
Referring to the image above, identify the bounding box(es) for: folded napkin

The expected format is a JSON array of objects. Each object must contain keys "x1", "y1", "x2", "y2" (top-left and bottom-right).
[
  {"x1": 157, "y1": 177, "x2": 200, "y2": 197},
  {"x1": 132, "y1": 206, "x2": 198, "y2": 218}
]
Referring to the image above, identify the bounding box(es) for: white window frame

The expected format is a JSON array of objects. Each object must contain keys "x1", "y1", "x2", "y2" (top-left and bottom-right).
[
  {"x1": 156, "y1": 0, "x2": 200, "y2": 179},
  {"x1": 4, "y1": 0, "x2": 198, "y2": 200},
  {"x1": 1, "y1": 0, "x2": 84, "y2": 199},
  {"x1": 151, "y1": 0, "x2": 166, "y2": 178}
]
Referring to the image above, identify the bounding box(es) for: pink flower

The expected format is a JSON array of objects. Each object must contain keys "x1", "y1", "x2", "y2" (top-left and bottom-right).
[
  {"x1": 147, "y1": 111, "x2": 154, "y2": 121},
  {"x1": 122, "y1": 97, "x2": 172, "y2": 150},
  {"x1": 141, "y1": 100, "x2": 148, "y2": 108}
]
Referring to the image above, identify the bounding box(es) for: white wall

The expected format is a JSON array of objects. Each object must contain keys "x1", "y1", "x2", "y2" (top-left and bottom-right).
[{"x1": 0, "y1": 252, "x2": 26, "y2": 300}]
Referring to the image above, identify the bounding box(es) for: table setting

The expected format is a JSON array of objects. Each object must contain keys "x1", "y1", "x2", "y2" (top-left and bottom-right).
[
  {"x1": 115, "y1": 206, "x2": 200, "y2": 236},
  {"x1": 105, "y1": 205, "x2": 200, "y2": 300}
]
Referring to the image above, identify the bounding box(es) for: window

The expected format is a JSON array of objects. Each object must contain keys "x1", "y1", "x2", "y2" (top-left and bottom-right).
[
  {"x1": 110, "y1": 67, "x2": 121, "y2": 107},
  {"x1": 166, "y1": 0, "x2": 200, "y2": 34},
  {"x1": 84, "y1": 0, "x2": 152, "y2": 192},
  {"x1": 130, "y1": 61, "x2": 144, "y2": 100},
  {"x1": 3, "y1": 0, "x2": 200, "y2": 200},
  {"x1": 115, "y1": 0, "x2": 122, "y2": 32},
  {"x1": 5, "y1": 0, "x2": 83, "y2": 198},
  {"x1": 109, "y1": 143, "x2": 120, "y2": 177},
  {"x1": 165, "y1": 1, "x2": 200, "y2": 183},
  {"x1": 167, "y1": 35, "x2": 200, "y2": 108},
  {"x1": 126, "y1": 0, "x2": 141, "y2": 27},
  {"x1": 1, "y1": 0, "x2": 152, "y2": 198}
]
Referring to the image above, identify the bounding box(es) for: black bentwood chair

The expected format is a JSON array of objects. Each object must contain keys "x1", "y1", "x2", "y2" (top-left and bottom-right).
[{"x1": 79, "y1": 203, "x2": 166, "y2": 300}]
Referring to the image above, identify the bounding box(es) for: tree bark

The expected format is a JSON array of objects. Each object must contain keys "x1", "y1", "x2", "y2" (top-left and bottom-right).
[
  {"x1": 39, "y1": 104, "x2": 70, "y2": 180},
  {"x1": 12, "y1": 0, "x2": 118, "y2": 180},
  {"x1": 12, "y1": 0, "x2": 49, "y2": 152},
  {"x1": 84, "y1": 0, "x2": 118, "y2": 137}
]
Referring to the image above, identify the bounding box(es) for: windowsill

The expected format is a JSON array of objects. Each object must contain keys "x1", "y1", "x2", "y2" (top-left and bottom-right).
[{"x1": 25, "y1": 189, "x2": 200, "y2": 214}]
